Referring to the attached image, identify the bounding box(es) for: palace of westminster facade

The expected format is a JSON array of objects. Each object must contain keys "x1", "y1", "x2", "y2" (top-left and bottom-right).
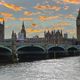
[{"x1": 0, "y1": 9, "x2": 80, "y2": 45}]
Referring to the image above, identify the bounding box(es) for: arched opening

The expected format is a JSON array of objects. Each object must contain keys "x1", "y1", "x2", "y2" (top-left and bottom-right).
[
  {"x1": 17, "y1": 46, "x2": 45, "y2": 62},
  {"x1": 68, "y1": 47, "x2": 78, "y2": 56},
  {"x1": 0, "y1": 47, "x2": 12, "y2": 63},
  {"x1": 48, "y1": 46, "x2": 65, "y2": 58}
]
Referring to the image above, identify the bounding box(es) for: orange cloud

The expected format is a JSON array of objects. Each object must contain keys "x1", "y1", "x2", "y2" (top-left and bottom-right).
[
  {"x1": 5, "y1": 17, "x2": 16, "y2": 21},
  {"x1": 0, "y1": 1, "x2": 23, "y2": 11},
  {"x1": 19, "y1": 18, "x2": 33, "y2": 21},
  {"x1": 52, "y1": 27, "x2": 64, "y2": 31},
  {"x1": 26, "y1": 28, "x2": 42, "y2": 33},
  {"x1": 0, "y1": 12, "x2": 16, "y2": 21},
  {"x1": 54, "y1": 21, "x2": 71, "y2": 27},
  {"x1": 58, "y1": 14, "x2": 76, "y2": 19},
  {"x1": 31, "y1": 23, "x2": 38, "y2": 27},
  {"x1": 34, "y1": 5, "x2": 61, "y2": 11},
  {"x1": 39, "y1": 16, "x2": 47, "y2": 21},
  {"x1": 0, "y1": 12, "x2": 12, "y2": 17},
  {"x1": 24, "y1": 11, "x2": 41, "y2": 16},
  {"x1": 45, "y1": 22, "x2": 70, "y2": 31},
  {"x1": 24, "y1": 11, "x2": 32, "y2": 16},
  {"x1": 64, "y1": 0, "x2": 80, "y2": 4},
  {"x1": 44, "y1": 21, "x2": 71, "y2": 31},
  {"x1": 0, "y1": 17, "x2": 4, "y2": 22},
  {"x1": 64, "y1": 14, "x2": 75, "y2": 19},
  {"x1": 39, "y1": 16, "x2": 59, "y2": 21}
]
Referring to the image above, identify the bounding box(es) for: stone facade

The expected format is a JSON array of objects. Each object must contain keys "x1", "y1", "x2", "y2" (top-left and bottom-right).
[{"x1": 44, "y1": 30, "x2": 63, "y2": 44}]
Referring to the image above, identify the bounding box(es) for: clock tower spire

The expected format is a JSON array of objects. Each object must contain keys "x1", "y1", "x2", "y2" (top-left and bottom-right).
[{"x1": 76, "y1": 8, "x2": 80, "y2": 41}]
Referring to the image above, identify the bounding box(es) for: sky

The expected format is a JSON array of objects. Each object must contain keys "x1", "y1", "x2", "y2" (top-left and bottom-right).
[{"x1": 0, "y1": 0, "x2": 80, "y2": 39}]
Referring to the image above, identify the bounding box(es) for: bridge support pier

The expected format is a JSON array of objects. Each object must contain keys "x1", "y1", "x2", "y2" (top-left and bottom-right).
[
  {"x1": 11, "y1": 31, "x2": 18, "y2": 63},
  {"x1": 12, "y1": 50, "x2": 18, "y2": 63}
]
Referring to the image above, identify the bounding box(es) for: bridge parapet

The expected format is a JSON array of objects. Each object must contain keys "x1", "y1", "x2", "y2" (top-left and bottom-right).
[{"x1": 0, "y1": 41, "x2": 80, "y2": 52}]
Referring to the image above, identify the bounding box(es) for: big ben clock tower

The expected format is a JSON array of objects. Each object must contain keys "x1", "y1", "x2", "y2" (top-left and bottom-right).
[{"x1": 76, "y1": 9, "x2": 80, "y2": 41}]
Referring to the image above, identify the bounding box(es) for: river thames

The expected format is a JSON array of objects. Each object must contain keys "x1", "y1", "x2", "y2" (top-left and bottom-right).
[{"x1": 0, "y1": 56, "x2": 80, "y2": 80}]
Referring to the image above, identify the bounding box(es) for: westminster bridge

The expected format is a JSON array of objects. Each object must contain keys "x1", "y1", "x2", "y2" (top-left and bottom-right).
[{"x1": 0, "y1": 41, "x2": 80, "y2": 62}]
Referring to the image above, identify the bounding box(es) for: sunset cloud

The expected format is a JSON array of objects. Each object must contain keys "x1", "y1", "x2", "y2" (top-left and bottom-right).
[
  {"x1": 0, "y1": 0, "x2": 23, "y2": 11},
  {"x1": 0, "y1": 12, "x2": 16, "y2": 21},
  {"x1": 19, "y1": 18, "x2": 33, "y2": 21},
  {"x1": 64, "y1": 14, "x2": 75, "y2": 19},
  {"x1": 34, "y1": 5, "x2": 61, "y2": 11},
  {"x1": 58, "y1": 14, "x2": 76, "y2": 20},
  {"x1": 24, "y1": 11, "x2": 41, "y2": 16},
  {"x1": 39, "y1": 16, "x2": 59, "y2": 21},
  {"x1": 26, "y1": 28, "x2": 42, "y2": 33},
  {"x1": 0, "y1": 17, "x2": 4, "y2": 22},
  {"x1": 31, "y1": 23, "x2": 38, "y2": 27},
  {"x1": 54, "y1": 21, "x2": 71, "y2": 27},
  {"x1": 64, "y1": 0, "x2": 80, "y2": 4},
  {"x1": 24, "y1": 11, "x2": 32, "y2": 16},
  {"x1": 0, "y1": 12, "x2": 12, "y2": 17},
  {"x1": 45, "y1": 21, "x2": 71, "y2": 31}
]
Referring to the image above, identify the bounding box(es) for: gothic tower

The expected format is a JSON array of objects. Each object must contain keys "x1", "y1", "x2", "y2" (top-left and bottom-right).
[
  {"x1": 0, "y1": 19, "x2": 4, "y2": 41},
  {"x1": 76, "y1": 9, "x2": 80, "y2": 41},
  {"x1": 21, "y1": 21, "x2": 26, "y2": 39}
]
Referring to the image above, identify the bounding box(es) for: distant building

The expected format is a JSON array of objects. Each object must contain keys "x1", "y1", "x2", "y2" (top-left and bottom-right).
[
  {"x1": 0, "y1": 20, "x2": 4, "y2": 41},
  {"x1": 64, "y1": 33, "x2": 68, "y2": 39},
  {"x1": 17, "y1": 21, "x2": 26, "y2": 41},
  {"x1": 18, "y1": 32, "x2": 24, "y2": 41},
  {"x1": 44, "y1": 30, "x2": 78, "y2": 45},
  {"x1": 44, "y1": 30, "x2": 63, "y2": 44}
]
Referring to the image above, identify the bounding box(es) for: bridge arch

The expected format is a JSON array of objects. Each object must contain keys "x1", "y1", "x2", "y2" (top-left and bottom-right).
[
  {"x1": 17, "y1": 45, "x2": 45, "y2": 61},
  {"x1": 48, "y1": 46, "x2": 65, "y2": 58},
  {"x1": 0, "y1": 45, "x2": 12, "y2": 62},
  {"x1": 67, "y1": 47, "x2": 79, "y2": 56},
  {"x1": 17, "y1": 45, "x2": 45, "y2": 53},
  {"x1": 0, "y1": 45, "x2": 12, "y2": 54}
]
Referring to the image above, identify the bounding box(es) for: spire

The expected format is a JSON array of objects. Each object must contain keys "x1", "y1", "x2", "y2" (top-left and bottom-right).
[
  {"x1": 21, "y1": 21, "x2": 26, "y2": 39},
  {"x1": 61, "y1": 30, "x2": 62, "y2": 35},
  {"x1": 21, "y1": 21, "x2": 25, "y2": 32},
  {"x1": 22, "y1": 21, "x2": 25, "y2": 29},
  {"x1": 51, "y1": 31, "x2": 54, "y2": 35}
]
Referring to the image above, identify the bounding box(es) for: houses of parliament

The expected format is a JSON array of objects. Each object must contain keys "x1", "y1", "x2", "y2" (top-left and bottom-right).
[{"x1": 0, "y1": 9, "x2": 80, "y2": 45}]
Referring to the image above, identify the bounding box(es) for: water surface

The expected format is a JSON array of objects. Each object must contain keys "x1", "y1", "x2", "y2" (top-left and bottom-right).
[{"x1": 0, "y1": 57, "x2": 80, "y2": 80}]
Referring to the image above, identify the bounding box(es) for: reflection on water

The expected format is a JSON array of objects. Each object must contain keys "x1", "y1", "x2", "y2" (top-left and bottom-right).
[{"x1": 0, "y1": 57, "x2": 80, "y2": 80}]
